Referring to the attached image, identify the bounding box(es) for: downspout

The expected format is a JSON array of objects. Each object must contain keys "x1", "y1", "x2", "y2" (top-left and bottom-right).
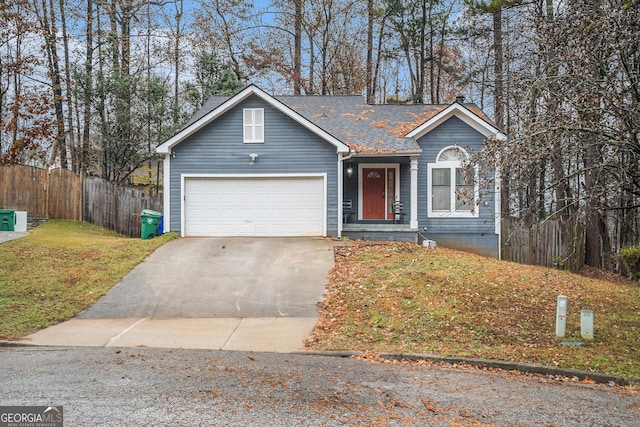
[
  {"x1": 163, "y1": 152, "x2": 171, "y2": 233},
  {"x1": 495, "y1": 164, "x2": 502, "y2": 260},
  {"x1": 493, "y1": 132, "x2": 507, "y2": 260}
]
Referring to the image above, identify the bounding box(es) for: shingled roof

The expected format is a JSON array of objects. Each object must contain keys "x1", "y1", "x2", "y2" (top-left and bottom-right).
[{"x1": 184, "y1": 89, "x2": 496, "y2": 155}]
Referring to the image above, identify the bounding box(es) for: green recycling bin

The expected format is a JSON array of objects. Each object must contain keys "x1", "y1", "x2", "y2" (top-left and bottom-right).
[
  {"x1": 141, "y1": 209, "x2": 162, "y2": 240},
  {"x1": 0, "y1": 209, "x2": 16, "y2": 231}
]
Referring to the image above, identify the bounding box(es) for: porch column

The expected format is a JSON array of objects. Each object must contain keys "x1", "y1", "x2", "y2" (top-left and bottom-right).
[
  {"x1": 337, "y1": 156, "x2": 344, "y2": 237},
  {"x1": 410, "y1": 156, "x2": 419, "y2": 229}
]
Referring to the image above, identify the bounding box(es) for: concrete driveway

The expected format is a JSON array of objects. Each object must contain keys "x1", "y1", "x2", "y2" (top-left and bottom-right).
[{"x1": 22, "y1": 237, "x2": 336, "y2": 352}]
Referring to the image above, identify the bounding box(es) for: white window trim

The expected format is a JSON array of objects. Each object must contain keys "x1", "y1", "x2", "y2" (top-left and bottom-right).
[
  {"x1": 243, "y1": 108, "x2": 264, "y2": 143},
  {"x1": 427, "y1": 147, "x2": 479, "y2": 218}
]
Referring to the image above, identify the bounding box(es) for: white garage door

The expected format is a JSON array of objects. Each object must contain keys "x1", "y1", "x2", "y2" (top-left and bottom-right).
[{"x1": 184, "y1": 176, "x2": 325, "y2": 237}]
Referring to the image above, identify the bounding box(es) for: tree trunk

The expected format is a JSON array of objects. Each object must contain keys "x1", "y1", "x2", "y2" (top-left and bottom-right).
[
  {"x1": 491, "y1": 5, "x2": 509, "y2": 217},
  {"x1": 427, "y1": 3, "x2": 435, "y2": 103},
  {"x1": 307, "y1": 29, "x2": 315, "y2": 93},
  {"x1": 416, "y1": 0, "x2": 426, "y2": 103},
  {"x1": 582, "y1": 0, "x2": 611, "y2": 269},
  {"x1": 492, "y1": 7, "x2": 504, "y2": 130},
  {"x1": 366, "y1": 0, "x2": 374, "y2": 103},
  {"x1": 82, "y1": 0, "x2": 93, "y2": 173},
  {"x1": 372, "y1": 7, "x2": 392, "y2": 103},
  {"x1": 293, "y1": 0, "x2": 302, "y2": 95},
  {"x1": 173, "y1": 0, "x2": 182, "y2": 126},
  {"x1": 543, "y1": 0, "x2": 570, "y2": 222},
  {"x1": 96, "y1": 2, "x2": 110, "y2": 181},
  {"x1": 59, "y1": 0, "x2": 75, "y2": 172},
  {"x1": 38, "y1": 0, "x2": 68, "y2": 168}
]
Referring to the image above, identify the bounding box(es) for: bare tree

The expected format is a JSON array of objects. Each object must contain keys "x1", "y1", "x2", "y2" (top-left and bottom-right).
[
  {"x1": 293, "y1": 0, "x2": 302, "y2": 94},
  {"x1": 387, "y1": 0, "x2": 464, "y2": 103},
  {"x1": 191, "y1": 0, "x2": 255, "y2": 83},
  {"x1": 472, "y1": 0, "x2": 640, "y2": 270},
  {"x1": 0, "y1": 0, "x2": 53, "y2": 165},
  {"x1": 366, "y1": 0, "x2": 374, "y2": 102},
  {"x1": 31, "y1": 0, "x2": 68, "y2": 168}
]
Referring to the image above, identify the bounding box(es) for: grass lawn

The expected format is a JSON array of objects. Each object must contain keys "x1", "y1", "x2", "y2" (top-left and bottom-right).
[
  {"x1": 305, "y1": 242, "x2": 640, "y2": 379},
  {"x1": 2, "y1": 223, "x2": 638, "y2": 379},
  {"x1": 0, "y1": 220, "x2": 175, "y2": 340}
]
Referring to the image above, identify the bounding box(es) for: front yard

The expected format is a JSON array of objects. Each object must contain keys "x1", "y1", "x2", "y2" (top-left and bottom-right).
[
  {"x1": 1, "y1": 221, "x2": 638, "y2": 379},
  {"x1": 305, "y1": 243, "x2": 640, "y2": 379},
  {"x1": 0, "y1": 220, "x2": 174, "y2": 339}
]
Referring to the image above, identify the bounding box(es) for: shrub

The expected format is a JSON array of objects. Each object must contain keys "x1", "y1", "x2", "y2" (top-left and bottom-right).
[{"x1": 619, "y1": 245, "x2": 640, "y2": 281}]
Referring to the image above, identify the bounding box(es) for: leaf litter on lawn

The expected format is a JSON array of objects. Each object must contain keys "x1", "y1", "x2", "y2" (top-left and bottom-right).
[{"x1": 305, "y1": 242, "x2": 640, "y2": 378}]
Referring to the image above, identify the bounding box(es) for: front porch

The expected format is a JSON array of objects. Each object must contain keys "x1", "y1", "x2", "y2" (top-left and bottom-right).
[
  {"x1": 340, "y1": 156, "x2": 419, "y2": 243},
  {"x1": 342, "y1": 223, "x2": 418, "y2": 243}
]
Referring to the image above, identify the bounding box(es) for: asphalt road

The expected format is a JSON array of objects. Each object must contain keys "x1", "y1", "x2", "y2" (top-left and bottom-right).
[{"x1": 1, "y1": 346, "x2": 637, "y2": 426}]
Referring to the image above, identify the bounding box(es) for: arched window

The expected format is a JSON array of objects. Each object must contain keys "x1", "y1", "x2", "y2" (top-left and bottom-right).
[{"x1": 427, "y1": 146, "x2": 478, "y2": 217}]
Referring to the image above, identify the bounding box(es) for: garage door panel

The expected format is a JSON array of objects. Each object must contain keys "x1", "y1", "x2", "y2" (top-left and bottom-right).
[
  {"x1": 184, "y1": 177, "x2": 324, "y2": 237},
  {"x1": 254, "y1": 193, "x2": 271, "y2": 203},
  {"x1": 269, "y1": 193, "x2": 288, "y2": 203}
]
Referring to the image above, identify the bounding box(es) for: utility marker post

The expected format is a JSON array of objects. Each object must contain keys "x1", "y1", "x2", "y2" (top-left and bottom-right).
[
  {"x1": 581, "y1": 310, "x2": 594, "y2": 340},
  {"x1": 556, "y1": 296, "x2": 568, "y2": 337}
]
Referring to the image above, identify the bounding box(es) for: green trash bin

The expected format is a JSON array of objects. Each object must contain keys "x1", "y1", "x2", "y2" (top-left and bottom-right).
[
  {"x1": 141, "y1": 209, "x2": 162, "y2": 240},
  {"x1": 0, "y1": 209, "x2": 16, "y2": 231}
]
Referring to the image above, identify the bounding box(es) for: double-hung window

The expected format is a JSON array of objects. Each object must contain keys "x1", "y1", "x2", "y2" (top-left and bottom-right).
[
  {"x1": 243, "y1": 108, "x2": 264, "y2": 143},
  {"x1": 427, "y1": 146, "x2": 478, "y2": 217}
]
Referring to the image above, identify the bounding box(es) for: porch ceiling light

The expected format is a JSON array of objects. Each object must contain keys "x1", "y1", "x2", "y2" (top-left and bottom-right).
[{"x1": 346, "y1": 164, "x2": 353, "y2": 178}]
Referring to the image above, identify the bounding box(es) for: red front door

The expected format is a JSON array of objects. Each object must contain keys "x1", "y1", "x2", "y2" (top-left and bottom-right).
[{"x1": 362, "y1": 168, "x2": 386, "y2": 219}]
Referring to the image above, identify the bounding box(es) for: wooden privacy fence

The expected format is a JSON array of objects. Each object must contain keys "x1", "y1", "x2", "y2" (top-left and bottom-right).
[
  {"x1": 501, "y1": 217, "x2": 585, "y2": 272},
  {"x1": 49, "y1": 168, "x2": 83, "y2": 220},
  {"x1": 0, "y1": 165, "x2": 162, "y2": 238},
  {"x1": 84, "y1": 177, "x2": 162, "y2": 238},
  {"x1": 0, "y1": 165, "x2": 81, "y2": 219}
]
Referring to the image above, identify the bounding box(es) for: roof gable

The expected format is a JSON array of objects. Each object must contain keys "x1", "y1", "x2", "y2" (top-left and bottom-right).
[
  {"x1": 405, "y1": 102, "x2": 505, "y2": 140},
  {"x1": 157, "y1": 85, "x2": 350, "y2": 154}
]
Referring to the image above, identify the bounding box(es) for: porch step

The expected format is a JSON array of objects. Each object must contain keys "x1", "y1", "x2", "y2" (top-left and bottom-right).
[
  {"x1": 342, "y1": 224, "x2": 418, "y2": 243},
  {"x1": 343, "y1": 223, "x2": 413, "y2": 231}
]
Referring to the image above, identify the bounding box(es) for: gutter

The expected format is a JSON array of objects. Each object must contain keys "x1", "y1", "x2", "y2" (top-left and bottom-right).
[{"x1": 348, "y1": 149, "x2": 422, "y2": 158}]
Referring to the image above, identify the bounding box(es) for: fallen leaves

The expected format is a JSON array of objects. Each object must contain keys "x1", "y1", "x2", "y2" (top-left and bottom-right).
[
  {"x1": 388, "y1": 110, "x2": 442, "y2": 139},
  {"x1": 306, "y1": 242, "x2": 640, "y2": 378},
  {"x1": 422, "y1": 398, "x2": 453, "y2": 414},
  {"x1": 372, "y1": 119, "x2": 390, "y2": 128}
]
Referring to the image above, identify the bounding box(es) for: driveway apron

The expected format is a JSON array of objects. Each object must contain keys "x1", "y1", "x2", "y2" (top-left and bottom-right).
[{"x1": 23, "y1": 237, "x2": 336, "y2": 352}]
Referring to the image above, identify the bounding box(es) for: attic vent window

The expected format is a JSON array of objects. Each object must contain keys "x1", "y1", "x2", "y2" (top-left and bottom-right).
[
  {"x1": 244, "y1": 108, "x2": 264, "y2": 143},
  {"x1": 437, "y1": 146, "x2": 466, "y2": 162}
]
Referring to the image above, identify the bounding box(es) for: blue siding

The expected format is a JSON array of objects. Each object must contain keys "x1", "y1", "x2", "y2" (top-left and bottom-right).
[
  {"x1": 399, "y1": 163, "x2": 411, "y2": 210},
  {"x1": 169, "y1": 95, "x2": 340, "y2": 235},
  {"x1": 417, "y1": 116, "x2": 498, "y2": 257},
  {"x1": 343, "y1": 163, "x2": 359, "y2": 218},
  {"x1": 425, "y1": 232, "x2": 497, "y2": 258}
]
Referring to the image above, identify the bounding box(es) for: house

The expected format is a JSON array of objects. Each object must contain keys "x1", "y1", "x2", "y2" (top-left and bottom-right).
[{"x1": 156, "y1": 85, "x2": 505, "y2": 258}]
